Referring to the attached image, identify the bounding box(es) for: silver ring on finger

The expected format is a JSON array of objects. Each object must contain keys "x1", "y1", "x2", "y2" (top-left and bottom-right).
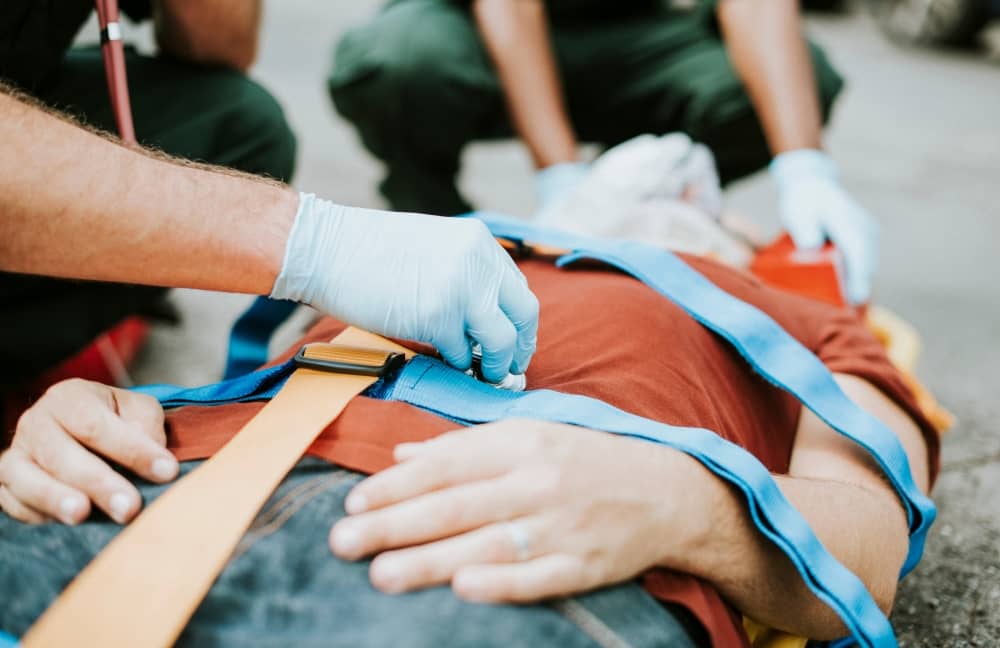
[{"x1": 501, "y1": 521, "x2": 532, "y2": 562}]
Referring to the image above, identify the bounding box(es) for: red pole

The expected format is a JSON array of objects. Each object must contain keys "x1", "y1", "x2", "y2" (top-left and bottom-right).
[{"x1": 95, "y1": 0, "x2": 137, "y2": 144}]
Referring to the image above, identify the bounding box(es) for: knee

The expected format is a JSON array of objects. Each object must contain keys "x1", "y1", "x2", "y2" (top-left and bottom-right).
[
  {"x1": 679, "y1": 70, "x2": 760, "y2": 155},
  {"x1": 675, "y1": 69, "x2": 769, "y2": 183},
  {"x1": 328, "y1": 2, "x2": 487, "y2": 131},
  {"x1": 678, "y1": 45, "x2": 843, "y2": 182},
  {"x1": 218, "y1": 75, "x2": 297, "y2": 182},
  {"x1": 681, "y1": 44, "x2": 843, "y2": 140}
]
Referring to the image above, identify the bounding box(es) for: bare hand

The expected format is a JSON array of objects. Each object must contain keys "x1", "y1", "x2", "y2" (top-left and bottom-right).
[
  {"x1": 0, "y1": 379, "x2": 178, "y2": 525},
  {"x1": 329, "y1": 420, "x2": 694, "y2": 603}
]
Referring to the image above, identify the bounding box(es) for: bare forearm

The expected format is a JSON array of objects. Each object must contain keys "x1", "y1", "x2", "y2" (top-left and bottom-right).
[
  {"x1": 154, "y1": 0, "x2": 261, "y2": 70},
  {"x1": 718, "y1": 0, "x2": 823, "y2": 154},
  {"x1": 473, "y1": 0, "x2": 577, "y2": 168},
  {"x1": 0, "y1": 88, "x2": 296, "y2": 294},
  {"x1": 662, "y1": 459, "x2": 908, "y2": 638}
]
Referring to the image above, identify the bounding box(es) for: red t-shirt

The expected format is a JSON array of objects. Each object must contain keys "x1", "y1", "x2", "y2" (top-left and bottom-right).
[{"x1": 166, "y1": 256, "x2": 939, "y2": 647}]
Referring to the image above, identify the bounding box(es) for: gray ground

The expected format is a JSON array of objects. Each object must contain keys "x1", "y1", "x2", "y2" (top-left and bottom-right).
[{"x1": 119, "y1": 2, "x2": 999, "y2": 645}]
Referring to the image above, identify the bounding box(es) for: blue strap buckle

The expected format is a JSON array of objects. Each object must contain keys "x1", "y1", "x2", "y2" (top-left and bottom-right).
[{"x1": 293, "y1": 343, "x2": 405, "y2": 378}]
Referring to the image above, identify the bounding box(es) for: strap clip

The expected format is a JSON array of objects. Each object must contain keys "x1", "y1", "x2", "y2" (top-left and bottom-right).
[
  {"x1": 294, "y1": 343, "x2": 405, "y2": 377},
  {"x1": 100, "y1": 22, "x2": 123, "y2": 44}
]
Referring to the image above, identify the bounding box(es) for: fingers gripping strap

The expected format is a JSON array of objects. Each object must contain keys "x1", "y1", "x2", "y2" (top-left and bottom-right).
[
  {"x1": 472, "y1": 212, "x2": 934, "y2": 575},
  {"x1": 22, "y1": 329, "x2": 409, "y2": 648}
]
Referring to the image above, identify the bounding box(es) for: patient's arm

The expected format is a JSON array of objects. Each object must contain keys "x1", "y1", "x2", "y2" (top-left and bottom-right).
[
  {"x1": 668, "y1": 374, "x2": 929, "y2": 639},
  {"x1": 330, "y1": 376, "x2": 929, "y2": 641}
]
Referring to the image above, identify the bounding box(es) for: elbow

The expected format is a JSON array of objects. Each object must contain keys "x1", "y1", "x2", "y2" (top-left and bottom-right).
[
  {"x1": 186, "y1": 40, "x2": 258, "y2": 72},
  {"x1": 227, "y1": 50, "x2": 257, "y2": 74},
  {"x1": 862, "y1": 552, "x2": 904, "y2": 627},
  {"x1": 875, "y1": 580, "x2": 900, "y2": 620},
  {"x1": 848, "y1": 518, "x2": 909, "y2": 638},
  {"x1": 869, "y1": 495, "x2": 911, "y2": 618},
  {"x1": 871, "y1": 535, "x2": 907, "y2": 619},
  {"x1": 812, "y1": 520, "x2": 908, "y2": 640},
  {"x1": 808, "y1": 580, "x2": 900, "y2": 642},
  {"x1": 223, "y1": 38, "x2": 259, "y2": 72},
  {"x1": 157, "y1": 26, "x2": 259, "y2": 72}
]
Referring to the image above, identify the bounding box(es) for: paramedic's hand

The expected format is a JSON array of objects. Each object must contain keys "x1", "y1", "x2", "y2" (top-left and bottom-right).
[
  {"x1": 534, "y1": 162, "x2": 588, "y2": 215},
  {"x1": 271, "y1": 194, "x2": 539, "y2": 381},
  {"x1": 770, "y1": 149, "x2": 879, "y2": 304},
  {"x1": 0, "y1": 380, "x2": 178, "y2": 525},
  {"x1": 330, "y1": 421, "x2": 697, "y2": 601}
]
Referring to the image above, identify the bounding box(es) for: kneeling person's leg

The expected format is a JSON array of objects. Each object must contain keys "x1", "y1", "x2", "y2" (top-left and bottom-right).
[
  {"x1": 329, "y1": 0, "x2": 507, "y2": 215},
  {"x1": 667, "y1": 39, "x2": 843, "y2": 184},
  {"x1": 40, "y1": 47, "x2": 297, "y2": 182},
  {"x1": 0, "y1": 278, "x2": 166, "y2": 390},
  {"x1": 561, "y1": 10, "x2": 843, "y2": 184}
]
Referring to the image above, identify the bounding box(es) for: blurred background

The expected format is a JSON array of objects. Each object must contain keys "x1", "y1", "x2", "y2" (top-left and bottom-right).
[{"x1": 79, "y1": 0, "x2": 999, "y2": 644}]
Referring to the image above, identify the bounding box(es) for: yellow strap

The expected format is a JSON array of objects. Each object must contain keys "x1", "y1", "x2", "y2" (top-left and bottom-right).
[
  {"x1": 743, "y1": 617, "x2": 808, "y2": 648},
  {"x1": 23, "y1": 327, "x2": 412, "y2": 648}
]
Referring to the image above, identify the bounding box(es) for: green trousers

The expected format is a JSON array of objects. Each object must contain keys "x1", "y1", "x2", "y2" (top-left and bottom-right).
[
  {"x1": 0, "y1": 48, "x2": 296, "y2": 388},
  {"x1": 329, "y1": 0, "x2": 843, "y2": 215}
]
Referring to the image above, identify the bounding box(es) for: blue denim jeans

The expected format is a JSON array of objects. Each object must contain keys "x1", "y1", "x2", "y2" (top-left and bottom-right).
[{"x1": 0, "y1": 459, "x2": 701, "y2": 647}]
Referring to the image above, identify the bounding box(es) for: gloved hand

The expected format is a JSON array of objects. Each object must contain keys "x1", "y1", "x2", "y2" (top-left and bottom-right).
[
  {"x1": 271, "y1": 193, "x2": 538, "y2": 382},
  {"x1": 534, "y1": 161, "x2": 589, "y2": 212},
  {"x1": 770, "y1": 149, "x2": 879, "y2": 304}
]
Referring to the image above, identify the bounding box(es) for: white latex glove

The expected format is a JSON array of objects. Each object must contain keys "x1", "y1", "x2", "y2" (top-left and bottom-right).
[
  {"x1": 770, "y1": 149, "x2": 879, "y2": 304},
  {"x1": 534, "y1": 162, "x2": 589, "y2": 212},
  {"x1": 271, "y1": 193, "x2": 538, "y2": 381}
]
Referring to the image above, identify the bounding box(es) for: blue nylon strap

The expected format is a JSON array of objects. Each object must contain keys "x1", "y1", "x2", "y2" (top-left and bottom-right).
[
  {"x1": 0, "y1": 630, "x2": 18, "y2": 647},
  {"x1": 134, "y1": 360, "x2": 295, "y2": 407},
  {"x1": 223, "y1": 297, "x2": 298, "y2": 380},
  {"x1": 470, "y1": 212, "x2": 934, "y2": 577}
]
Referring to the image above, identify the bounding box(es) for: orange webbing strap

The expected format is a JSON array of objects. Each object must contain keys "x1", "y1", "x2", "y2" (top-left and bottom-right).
[{"x1": 23, "y1": 328, "x2": 413, "y2": 647}]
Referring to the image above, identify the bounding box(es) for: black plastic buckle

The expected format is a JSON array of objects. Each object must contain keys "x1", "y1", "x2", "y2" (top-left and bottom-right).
[
  {"x1": 293, "y1": 343, "x2": 405, "y2": 377},
  {"x1": 468, "y1": 346, "x2": 487, "y2": 382}
]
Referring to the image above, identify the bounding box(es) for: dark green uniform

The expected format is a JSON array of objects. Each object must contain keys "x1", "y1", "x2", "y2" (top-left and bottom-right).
[
  {"x1": 329, "y1": 0, "x2": 843, "y2": 215},
  {"x1": 0, "y1": 1, "x2": 296, "y2": 388}
]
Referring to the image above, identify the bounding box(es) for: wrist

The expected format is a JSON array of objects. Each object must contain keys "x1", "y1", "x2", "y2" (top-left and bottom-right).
[
  {"x1": 259, "y1": 187, "x2": 300, "y2": 290},
  {"x1": 186, "y1": 175, "x2": 297, "y2": 296},
  {"x1": 269, "y1": 192, "x2": 346, "y2": 305},
  {"x1": 533, "y1": 144, "x2": 579, "y2": 170},
  {"x1": 769, "y1": 149, "x2": 838, "y2": 191},
  {"x1": 654, "y1": 452, "x2": 734, "y2": 575},
  {"x1": 535, "y1": 161, "x2": 588, "y2": 209},
  {"x1": 519, "y1": 114, "x2": 578, "y2": 170}
]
